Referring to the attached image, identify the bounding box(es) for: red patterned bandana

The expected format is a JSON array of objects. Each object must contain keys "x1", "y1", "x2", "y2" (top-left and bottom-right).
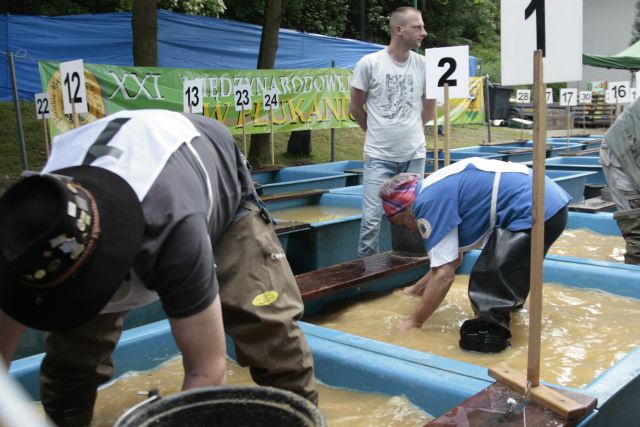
[{"x1": 381, "y1": 175, "x2": 419, "y2": 217}]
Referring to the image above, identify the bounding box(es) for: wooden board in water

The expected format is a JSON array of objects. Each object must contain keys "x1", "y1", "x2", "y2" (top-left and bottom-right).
[
  {"x1": 426, "y1": 381, "x2": 596, "y2": 426},
  {"x1": 296, "y1": 252, "x2": 429, "y2": 300}
]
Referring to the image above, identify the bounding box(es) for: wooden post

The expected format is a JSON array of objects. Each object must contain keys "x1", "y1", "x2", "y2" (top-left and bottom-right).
[
  {"x1": 270, "y1": 109, "x2": 275, "y2": 166},
  {"x1": 433, "y1": 120, "x2": 439, "y2": 171},
  {"x1": 241, "y1": 105, "x2": 247, "y2": 157},
  {"x1": 444, "y1": 83, "x2": 451, "y2": 167},
  {"x1": 566, "y1": 104, "x2": 571, "y2": 153},
  {"x1": 71, "y1": 101, "x2": 79, "y2": 128},
  {"x1": 527, "y1": 49, "x2": 547, "y2": 388},
  {"x1": 42, "y1": 118, "x2": 50, "y2": 158}
]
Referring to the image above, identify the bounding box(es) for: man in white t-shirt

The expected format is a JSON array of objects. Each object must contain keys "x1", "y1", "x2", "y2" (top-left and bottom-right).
[{"x1": 350, "y1": 6, "x2": 437, "y2": 257}]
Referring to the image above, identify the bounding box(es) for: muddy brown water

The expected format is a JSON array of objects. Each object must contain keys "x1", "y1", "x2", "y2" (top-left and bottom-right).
[
  {"x1": 307, "y1": 274, "x2": 640, "y2": 388},
  {"x1": 83, "y1": 358, "x2": 433, "y2": 426}
]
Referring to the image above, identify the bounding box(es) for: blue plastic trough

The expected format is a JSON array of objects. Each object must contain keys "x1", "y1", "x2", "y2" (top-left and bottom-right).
[
  {"x1": 9, "y1": 251, "x2": 640, "y2": 426},
  {"x1": 425, "y1": 151, "x2": 505, "y2": 171},
  {"x1": 544, "y1": 169, "x2": 597, "y2": 201},
  {"x1": 251, "y1": 167, "x2": 358, "y2": 196},
  {"x1": 332, "y1": 166, "x2": 596, "y2": 204},
  {"x1": 531, "y1": 156, "x2": 606, "y2": 185},
  {"x1": 266, "y1": 192, "x2": 391, "y2": 274},
  {"x1": 442, "y1": 142, "x2": 585, "y2": 164},
  {"x1": 547, "y1": 136, "x2": 603, "y2": 150}
]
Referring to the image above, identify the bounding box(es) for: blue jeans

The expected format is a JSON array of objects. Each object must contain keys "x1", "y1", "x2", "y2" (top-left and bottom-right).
[{"x1": 358, "y1": 156, "x2": 426, "y2": 257}]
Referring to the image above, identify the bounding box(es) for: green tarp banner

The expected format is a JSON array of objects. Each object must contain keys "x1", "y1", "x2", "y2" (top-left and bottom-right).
[
  {"x1": 38, "y1": 61, "x2": 486, "y2": 137},
  {"x1": 434, "y1": 77, "x2": 485, "y2": 125},
  {"x1": 583, "y1": 40, "x2": 640, "y2": 70},
  {"x1": 38, "y1": 61, "x2": 357, "y2": 137}
]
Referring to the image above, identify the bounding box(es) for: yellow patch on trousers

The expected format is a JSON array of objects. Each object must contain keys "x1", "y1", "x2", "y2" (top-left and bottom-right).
[{"x1": 252, "y1": 291, "x2": 279, "y2": 306}]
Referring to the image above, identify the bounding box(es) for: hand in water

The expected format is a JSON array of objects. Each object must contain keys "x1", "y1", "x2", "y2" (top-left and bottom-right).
[
  {"x1": 401, "y1": 283, "x2": 423, "y2": 296},
  {"x1": 397, "y1": 318, "x2": 420, "y2": 332}
]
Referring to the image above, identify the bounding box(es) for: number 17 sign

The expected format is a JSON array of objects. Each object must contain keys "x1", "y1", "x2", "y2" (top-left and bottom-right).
[{"x1": 501, "y1": 0, "x2": 582, "y2": 85}]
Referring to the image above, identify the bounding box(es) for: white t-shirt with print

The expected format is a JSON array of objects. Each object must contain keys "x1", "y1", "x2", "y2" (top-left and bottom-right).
[{"x1": 351, "y1": 48, "x2": 427, "y2": 162}]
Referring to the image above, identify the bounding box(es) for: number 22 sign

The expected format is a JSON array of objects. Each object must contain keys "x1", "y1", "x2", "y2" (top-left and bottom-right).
[{"x1": 425, "y1": 45, "x2": 469, "y2": 100}]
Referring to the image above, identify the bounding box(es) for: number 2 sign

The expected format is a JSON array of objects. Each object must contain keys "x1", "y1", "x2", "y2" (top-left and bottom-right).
[
  {"x1": 59, "y1": 59, "x2": 88, "y2": 114},
  {"x1": 425, "y1": 46, "x2": 470, "y2": 100}
]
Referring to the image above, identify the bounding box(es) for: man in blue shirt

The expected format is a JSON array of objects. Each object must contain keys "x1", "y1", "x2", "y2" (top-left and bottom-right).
[{"x1": 380, "y1": 158, "x2": 570, "y2": 353}]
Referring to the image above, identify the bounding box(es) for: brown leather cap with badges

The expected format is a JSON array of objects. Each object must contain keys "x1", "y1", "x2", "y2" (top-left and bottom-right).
[{"x1": 0, "y1": 166, "x2": 143, "y2": 331}]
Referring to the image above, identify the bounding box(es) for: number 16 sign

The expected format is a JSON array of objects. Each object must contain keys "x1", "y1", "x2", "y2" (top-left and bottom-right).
[{"x1": 425, "y1": 46, "x2": 470, "y2": 100}]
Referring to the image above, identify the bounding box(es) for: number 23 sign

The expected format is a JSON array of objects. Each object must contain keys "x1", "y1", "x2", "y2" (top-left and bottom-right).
[{"x1": 425, "y1": 46, "x2": 470, "y2": 100}]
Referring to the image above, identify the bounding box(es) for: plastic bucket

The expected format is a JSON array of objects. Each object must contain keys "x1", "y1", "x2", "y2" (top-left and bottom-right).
[{"x1": 115, "y1": 385, "x2": 327, "y2": 427}]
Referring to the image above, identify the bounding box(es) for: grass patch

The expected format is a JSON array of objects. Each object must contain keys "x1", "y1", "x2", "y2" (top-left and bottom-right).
[{"x1": 1, "y1": 101, "x2": 528, "y2": 193}]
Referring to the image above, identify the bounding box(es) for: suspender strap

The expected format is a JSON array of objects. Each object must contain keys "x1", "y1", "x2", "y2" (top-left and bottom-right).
[{"x1": 490, "y1": 172, "x2": 501, "y2": 229}]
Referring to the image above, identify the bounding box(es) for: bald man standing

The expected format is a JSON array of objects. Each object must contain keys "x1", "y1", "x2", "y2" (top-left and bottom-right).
[{"x1": 349, "y1": 6, "x2": 437, "y2": 258}]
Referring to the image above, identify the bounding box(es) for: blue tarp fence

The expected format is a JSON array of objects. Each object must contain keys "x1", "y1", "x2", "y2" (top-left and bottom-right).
[{"x1": 1, "y1": 9, "x2": 477, "y2": 102}]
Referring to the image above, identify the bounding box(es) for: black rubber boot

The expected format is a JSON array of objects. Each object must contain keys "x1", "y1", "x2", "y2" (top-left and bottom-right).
[{"x1": 460, "y1": 207, "x2": 568, "y2": 353}]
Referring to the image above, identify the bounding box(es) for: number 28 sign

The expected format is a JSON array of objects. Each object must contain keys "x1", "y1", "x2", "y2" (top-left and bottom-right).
[{"x1": 425, "y1": 45, "x2": 470, "y2": 100}]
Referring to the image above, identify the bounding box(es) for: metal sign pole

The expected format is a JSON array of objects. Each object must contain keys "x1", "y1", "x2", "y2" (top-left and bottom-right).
[{"x1": 8, "y1": 52, "x2": 28, "y2": 171}]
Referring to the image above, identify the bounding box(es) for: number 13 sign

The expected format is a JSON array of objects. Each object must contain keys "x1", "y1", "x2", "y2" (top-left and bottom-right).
[
  {"x1": 501, "y1": 0, "x2": 582, "y2": 85},
  {"x1": 425, "y1": 45, "x2": 469, "y2": 100}
]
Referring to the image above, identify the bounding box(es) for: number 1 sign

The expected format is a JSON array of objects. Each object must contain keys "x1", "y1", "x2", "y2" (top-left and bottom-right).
[
  {"x1": 425, "y1": 46, "x2": 470, "y2": 100},
  {"x1": 501, "y1": 0, "x2": 582, "y2": 85}
]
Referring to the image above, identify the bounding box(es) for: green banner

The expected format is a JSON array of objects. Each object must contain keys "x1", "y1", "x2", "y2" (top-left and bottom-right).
[
  {"x1": 38, "y1": 61, "x2": 485, "y2": 137},
  {"x1": 433, "y1": 77, "x2": 486, "y2": 125},
  {"x1": 38, "y1": 61, "x2": 357, "y2": 137}
]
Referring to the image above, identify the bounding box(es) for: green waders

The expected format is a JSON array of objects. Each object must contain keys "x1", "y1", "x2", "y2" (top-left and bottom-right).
[{"x1": 614, "y1": 208, "x2": 640, "y2": 265}]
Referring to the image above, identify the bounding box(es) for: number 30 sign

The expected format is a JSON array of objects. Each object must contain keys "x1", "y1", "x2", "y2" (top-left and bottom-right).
[{"x1": 425, "y1": 46, "x2": 470, "y2": 100}]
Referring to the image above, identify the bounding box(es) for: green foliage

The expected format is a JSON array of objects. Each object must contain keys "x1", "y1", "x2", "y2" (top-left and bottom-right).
[
  {"x1": 223, "y1": 0, "x2": 349, "y2": 37},
  {"x1": 6, "y1": 0, "x2": 132, "y2": 15},
  {"x1": 282, "y1": 0, "x2": 349, "y2": 37},
  {"x1": 6, "y1": 0, "x2": 225, "y2": 17},
  {"x1": 158, "y1": 0, "x2": 226, "y2": 17}
]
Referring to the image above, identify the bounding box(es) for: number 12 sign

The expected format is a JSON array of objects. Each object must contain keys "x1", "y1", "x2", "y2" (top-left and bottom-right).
[
  {"x1": 59, "y1": 59, "x2": 88, "y2": 114},
  {"x1": 425, "y1": 46, "x2": 469, "y2": 100},
  {"x1": 501, "y1": 0, "x2": 582, "y2": 85}
]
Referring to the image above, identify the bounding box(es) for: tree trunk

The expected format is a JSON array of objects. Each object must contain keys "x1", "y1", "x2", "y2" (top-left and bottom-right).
[
  {"x1": 248, "y1": 0, "x2": 281, "y2": 167},
  {"x1": 286, "y1": 129, "x2": 312, "y2": 156},
  {"x1": 132, "y1": 0, "x2": 158, "y2": 67}
]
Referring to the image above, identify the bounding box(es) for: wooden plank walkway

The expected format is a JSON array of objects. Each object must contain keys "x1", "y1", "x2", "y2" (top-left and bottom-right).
[{"x1": 296, "y1": 252, "x2": 429, "y2": 300}]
